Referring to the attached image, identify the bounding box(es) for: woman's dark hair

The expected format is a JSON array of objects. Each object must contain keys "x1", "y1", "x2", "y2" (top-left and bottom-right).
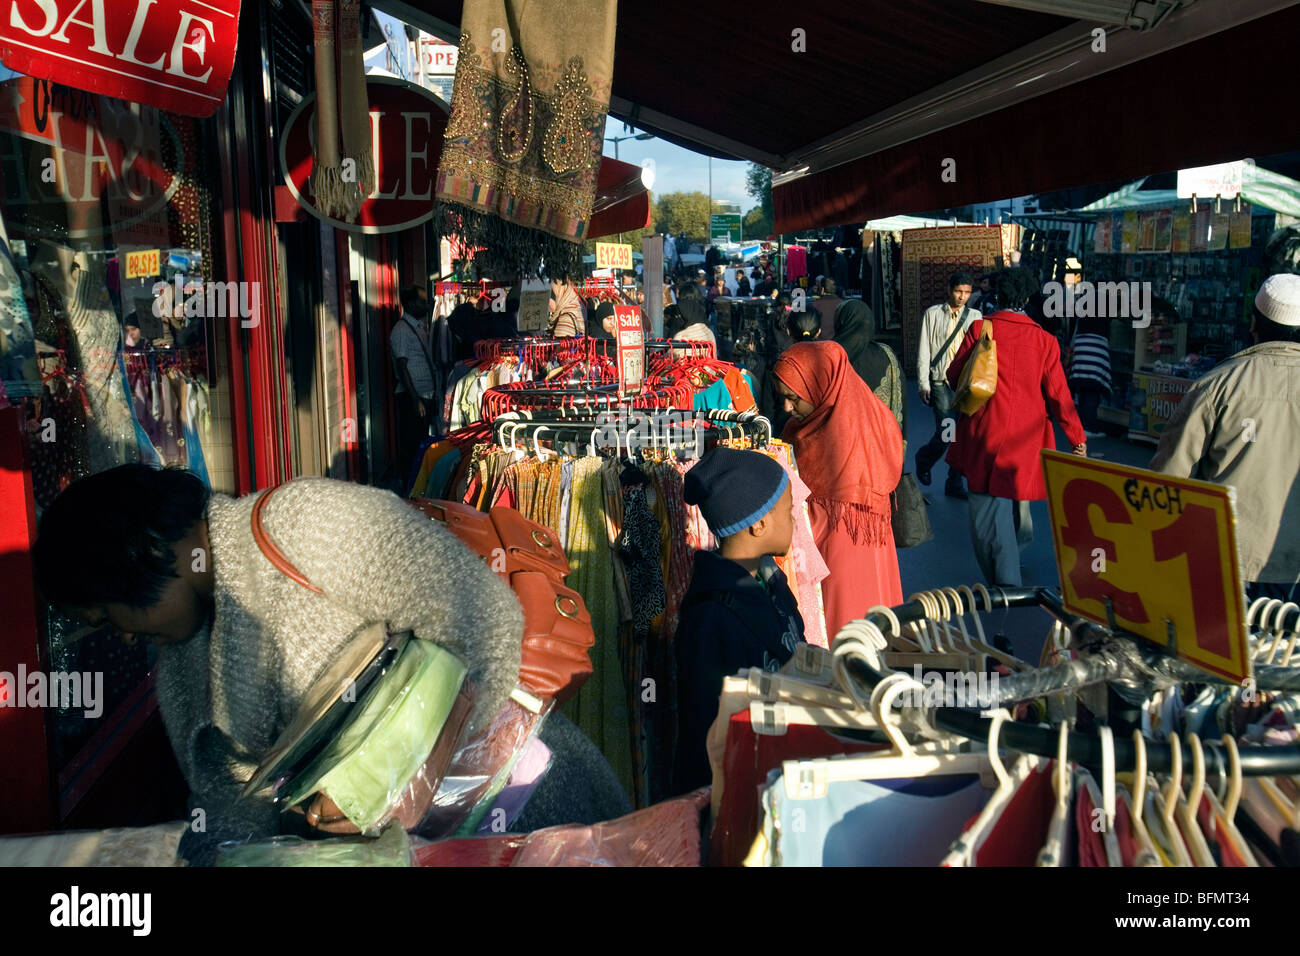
[
  {"x1": 1253, "y1": 303, "x2": 1300, "y2": 343},
  {"x1": 33, "y1": 465, "x2": 210, "y2": 611},
  {"x1": 676, "y1": 281, "x2": 702, "y2": 302},
  {"x1": 949, "y1": 271, "x2": 974, "y2": 290},
  {"x1": 788, "y1": 309, "x2": 821, "y2": 341},
  {"x1": 992, "y1": 267, "x2": 1038, "y2": 311}
]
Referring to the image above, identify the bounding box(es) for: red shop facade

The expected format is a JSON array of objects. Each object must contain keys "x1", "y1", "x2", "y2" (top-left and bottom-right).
[{"x1": 0, "y1": 1, "x2": 437, "y2": 834}]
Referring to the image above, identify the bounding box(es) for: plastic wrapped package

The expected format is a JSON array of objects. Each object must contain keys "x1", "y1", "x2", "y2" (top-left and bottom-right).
[
  {"x1": 475, "y1": 736, "x2": 553, "y2": 834},
  {"x1": 215, "y1": 826, "x2": 412, "y2": 867},
  {"x1": 415, "y1": 697, "x2": 550, "y2": 838},
  {"x1": 509, "y1": 788, "x2": 710, "y2": 867},
  {"x1": 280, "y1": 640, "x2": 469, "y2": 833},
  {"x1": 0, "y1": 822, "x2": 188, "y2": 867},
  {"x1": 411, "y1": 834, "x2": 527, "y2": 867}
]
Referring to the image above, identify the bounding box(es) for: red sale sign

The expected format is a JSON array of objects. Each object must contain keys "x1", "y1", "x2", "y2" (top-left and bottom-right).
[
  {"x1": 280, "y1": 76, "x2": 449, "y2": 234},
  {"x1": 615, "y1": 305, "x2": 644, "y2": 397},
  {"x1": 0, "y1": 0, "x2": 242, "y2": 118}
]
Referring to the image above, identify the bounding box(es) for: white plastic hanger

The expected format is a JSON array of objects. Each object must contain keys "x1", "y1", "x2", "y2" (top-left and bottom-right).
[
  {"x1": 1200, "y1": 736, "x2": 1257, "y2": 866},
  {"x1": 1145, "y1": 732, "x2": 1193, "y2": 866},
  {"x1": 939, "y1": 710, "x2": 1034, "y2": 867},
  {"x1": 1036, "y1": 722, "x2": 1073, "y2": 867},
  {"x1": 1120, "y1": 730, "x2": 1161, "y2": 867},
  {"x1": 1175, "y1": 733, "x2": 1218, "y2": 866}
]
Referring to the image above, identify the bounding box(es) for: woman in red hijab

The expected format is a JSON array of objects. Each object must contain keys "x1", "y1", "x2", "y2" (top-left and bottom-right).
[{"x1": 773, "y1": 341, "x2": 904, "y2": 636}]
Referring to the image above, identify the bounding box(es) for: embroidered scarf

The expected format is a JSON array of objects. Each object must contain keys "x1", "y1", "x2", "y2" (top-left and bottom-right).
[
  {"x1": 773, "y1": 342, "x2": 904, "y2": 546},
  {"x1": 310, "y1": 0, "x2": 374, "y2": 223},
  {"x1": 436, "y1": 0, "x2": 618, "y2": 277}
]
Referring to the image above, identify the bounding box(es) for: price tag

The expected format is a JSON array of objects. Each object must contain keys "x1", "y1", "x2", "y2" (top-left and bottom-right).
[
  {"x1": 1041, "y1": 450, "x2": 1250, "y2": 683},
  {"x1": 518, "y1": 279, "x2": 550, "y2": 333},
  {"x1": 595, "y1": 242, "x2": 633, "y2": 270},
  {"x1": 615, "y1": 305, "x2": 644, "y2": 396},
  {"x1": 124, "y1": 249, "x2": 161, "y2": 279}
]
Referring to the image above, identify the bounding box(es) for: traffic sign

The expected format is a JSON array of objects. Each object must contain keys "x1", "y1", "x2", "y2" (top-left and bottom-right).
[
  {"x1": 1041, "y1": 450, "x2": 1250, "y2": 683},
  {"x1": 710, "y1": 213, "x2": 742, "y2": 242}
]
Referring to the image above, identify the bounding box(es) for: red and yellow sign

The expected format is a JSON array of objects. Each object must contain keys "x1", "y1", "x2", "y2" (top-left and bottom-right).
[
  {"x1": 1041, "y1": 450, "x2": 1250, "y2": 683},
  {"x1": 124, "y1": 248, "x2": 160, "y2": 279},
  {"x1": 595, "y1": 242, "x2": 633, "y2": 270}
]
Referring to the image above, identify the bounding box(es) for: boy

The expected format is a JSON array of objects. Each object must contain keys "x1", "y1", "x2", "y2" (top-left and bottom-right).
[{"x1": 673, "y1": 447, "x2": 805, "y2": 792}]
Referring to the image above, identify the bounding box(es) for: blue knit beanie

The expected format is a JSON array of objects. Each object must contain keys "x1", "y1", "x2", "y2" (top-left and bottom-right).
[{"x1": 684, "y1": 447, "x2": 789, "y2": 538}]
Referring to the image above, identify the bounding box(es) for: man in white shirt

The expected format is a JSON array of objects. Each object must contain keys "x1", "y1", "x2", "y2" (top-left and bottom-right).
[
  {"x1": 915, "y1": 272, "x2": 977, "y2": 498},
  {"x1": 390, "y1": 284, "x2": 437, "y2": 476}
]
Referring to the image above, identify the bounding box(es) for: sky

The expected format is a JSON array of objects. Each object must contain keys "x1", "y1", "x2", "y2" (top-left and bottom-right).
[{"x1": 603, "y1": 117, "x2": 755, "y2": 211}]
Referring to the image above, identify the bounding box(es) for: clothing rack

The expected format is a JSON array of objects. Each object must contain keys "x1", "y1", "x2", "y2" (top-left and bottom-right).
[
  {"x1": 491, "y1": 408, "x2": 772, "y2": 457},
  {"x1": 834, "y1": 586, "x2": 1300, "y2": 777}
]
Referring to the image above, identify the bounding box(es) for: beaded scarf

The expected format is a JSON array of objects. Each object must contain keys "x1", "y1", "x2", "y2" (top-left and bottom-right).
[{"x1": 435, "y1": 0, "x2": 618, "y2": 277}]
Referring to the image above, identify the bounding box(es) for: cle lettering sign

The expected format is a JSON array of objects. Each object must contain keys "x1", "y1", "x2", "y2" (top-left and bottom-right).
[
  {"x1": 0, "y1": 0, "x2": 242, "y2": 118},
  {"x1": 280, "y1": 76, "x2": 449, "y2": 234}
]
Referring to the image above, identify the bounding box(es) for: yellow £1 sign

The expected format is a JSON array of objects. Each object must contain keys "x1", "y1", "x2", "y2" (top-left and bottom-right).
[{"x1": 1041, "y1": 450, "x2": 1250, "y2": 683}]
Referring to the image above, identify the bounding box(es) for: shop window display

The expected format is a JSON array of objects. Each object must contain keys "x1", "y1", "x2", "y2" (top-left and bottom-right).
[{"x1": 0, "y1": 74, "x2": 220, "y2": 767}]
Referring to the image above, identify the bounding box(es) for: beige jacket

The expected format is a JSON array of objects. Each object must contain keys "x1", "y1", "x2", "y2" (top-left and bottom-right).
[{"x1": 1150, "y1": 342, "x2": 1300, "y2": 584}]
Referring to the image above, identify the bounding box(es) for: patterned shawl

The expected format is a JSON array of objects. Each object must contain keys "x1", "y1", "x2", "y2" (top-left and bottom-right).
[
  {"x1": 773, "y1": 341, "x2": 903, "y2": 545},
  {"x1": 436, "y1": 0, "x2": 618, "y2": 277}
]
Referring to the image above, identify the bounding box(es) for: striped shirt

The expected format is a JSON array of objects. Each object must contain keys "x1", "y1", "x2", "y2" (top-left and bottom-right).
[{"x1": 1068, "y1": 332, "x2": 1112, "y2": 393}]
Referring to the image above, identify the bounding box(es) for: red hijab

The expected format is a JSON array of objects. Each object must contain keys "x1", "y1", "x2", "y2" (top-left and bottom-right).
[{"x1": 773, "y1": 341, "x2": 903, "y2": 544}]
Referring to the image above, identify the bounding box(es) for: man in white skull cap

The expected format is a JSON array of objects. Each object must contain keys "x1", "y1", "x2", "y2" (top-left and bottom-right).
[{"x1": 1151, "y1": 273, "x2": 1300, "y2": 600}]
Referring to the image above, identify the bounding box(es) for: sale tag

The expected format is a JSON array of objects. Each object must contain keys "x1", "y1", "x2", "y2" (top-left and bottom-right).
[
  {"x1": 124, "y1": 249, "x2": 161, "y2": 280},
  {"x1": 518, "y1": 279, "x2": 550, "y2": 333},
  {"x1": 615, "y1": 305, "x2": 645, "y2": 396},
  {"x1": 596, "y1": 242, "x2": 633, "y2": 271},
  {"x1": 1041, "y1": 450, "x2": 1250, "y2": 683}
]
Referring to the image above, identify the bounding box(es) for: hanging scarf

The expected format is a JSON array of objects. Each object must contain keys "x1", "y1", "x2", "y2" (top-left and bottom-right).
[
  {"x1": 310, "y1": 0, "x2": 374, "y2": 222},
  {"x1": 773, "y1": 342, "x2": 903, "y2": 546},
  {"x1": 435, "y1": 0, "x2": 618, "y2": 277},
  {"x1": 833, "y1": 299, "x2": 889, "y2": 391},
  {"x1": 548, "y1": 282, "x2": 583, "y2": 337}
]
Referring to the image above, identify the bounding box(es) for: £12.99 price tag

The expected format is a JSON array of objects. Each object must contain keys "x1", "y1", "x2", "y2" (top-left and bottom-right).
[{"x1": 1041, "y1": 450, "x2": 1250, "y2": 683}]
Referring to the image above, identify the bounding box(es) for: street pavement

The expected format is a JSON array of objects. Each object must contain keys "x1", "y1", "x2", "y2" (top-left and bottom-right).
[{"x1": 891, "y1": 379, "x2": 1154, "y2": 661}]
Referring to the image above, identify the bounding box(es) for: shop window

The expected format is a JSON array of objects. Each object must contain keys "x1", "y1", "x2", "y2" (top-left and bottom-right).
[{"x1": 0, "y1": 73, "x2": 224, "y2": 774}]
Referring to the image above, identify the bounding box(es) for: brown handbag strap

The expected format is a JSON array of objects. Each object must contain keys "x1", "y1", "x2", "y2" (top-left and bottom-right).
[{"x1": 251, "y1": 485, "x2": 324, "y2": 595}]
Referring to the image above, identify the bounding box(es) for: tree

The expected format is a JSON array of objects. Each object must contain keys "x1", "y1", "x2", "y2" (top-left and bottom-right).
[
  {"x1": 653, "y1": 191, "x2": 710, "y2": 241},
  {"x1": 746, "y1": 163, "x2": 774, "y2": 227},
  {"x1": 744, "y1": 205, "x2": 772, "y2": 240}
]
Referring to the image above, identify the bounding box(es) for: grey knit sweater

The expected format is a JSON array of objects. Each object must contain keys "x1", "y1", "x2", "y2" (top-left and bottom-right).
[{"x1": 157, "y1": 478, "x2": 525, "y2": 863}]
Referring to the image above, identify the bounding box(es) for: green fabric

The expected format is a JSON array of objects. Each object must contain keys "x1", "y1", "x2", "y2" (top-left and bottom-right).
[
  {"x1": 216, "y1": 826, "x2": 411, "y2": 867},
  {"x1": 283, "y1": 640, "x2": 467, "y2": 831}
]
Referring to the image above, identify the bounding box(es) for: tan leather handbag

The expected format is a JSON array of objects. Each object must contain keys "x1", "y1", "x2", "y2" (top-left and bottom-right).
[{"x1": 954, "y1": 320, "x2": 997, "y2": 415}]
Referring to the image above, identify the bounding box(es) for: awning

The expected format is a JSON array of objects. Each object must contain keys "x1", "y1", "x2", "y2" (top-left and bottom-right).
[
  {"x1": 587, "y1": 157, "x2": 652, "y2": 241},
  {"x1": 378, "y1": 0, "x2": 1300, "y2": 230},
  {"x1": 1080, "y1": 167, "x2": 1300, "y2": 220}
]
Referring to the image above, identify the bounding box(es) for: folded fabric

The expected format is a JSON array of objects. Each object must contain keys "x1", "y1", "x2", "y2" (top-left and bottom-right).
[
  {"x1": 282, "y1": 640, "x2": 468, "y2": 832},
  {"x1": 216, "y1": 826, "x2": 412, "y2": 867}
]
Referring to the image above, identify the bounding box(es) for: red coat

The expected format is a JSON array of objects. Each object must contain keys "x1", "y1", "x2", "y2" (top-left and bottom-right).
[{"x1": 946, "y1": 311, "x2": 1085, "y2": 500}]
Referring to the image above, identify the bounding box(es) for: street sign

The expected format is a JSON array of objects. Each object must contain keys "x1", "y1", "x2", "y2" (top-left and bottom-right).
[
  {"x1": 595, "y1": 242, "x2": 633, "y2": 270},
  {"x1": 1041, "y1": 450, "x2": 1250, "y2": 683},
  {"x1": 710, "y1": 213, "x2": 741, "y2": 242},
  {"x1": 615, "y1": 305, "x2": 644, "y2": 396}
]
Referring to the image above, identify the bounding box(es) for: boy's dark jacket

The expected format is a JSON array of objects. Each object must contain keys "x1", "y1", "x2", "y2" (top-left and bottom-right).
[{"x1": 673, "y1": 550, "x2": 805, "y2": 793}]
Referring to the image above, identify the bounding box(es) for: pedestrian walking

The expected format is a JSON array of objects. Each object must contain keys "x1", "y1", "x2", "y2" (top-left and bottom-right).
[{"x1": 916, "y1": 272, "x2": 978, "y2": 498}]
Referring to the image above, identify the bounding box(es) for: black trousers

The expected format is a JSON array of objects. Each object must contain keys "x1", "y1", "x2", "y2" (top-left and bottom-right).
[{"x1": 917, "y1": 380, "x2": 963, "y2": 487}]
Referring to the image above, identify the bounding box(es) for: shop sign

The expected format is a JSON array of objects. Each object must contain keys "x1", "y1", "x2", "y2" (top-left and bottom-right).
[
  {"x1": 1128, "y1": 372, "x2": 1193, "y2": 441},
  {"x1": 615, "y1": 305, "x2": 644, "y2": 396},
  {"x1": 0, "y1": 76, "x2": 183, "y2": 239},
  {"x1": 123, "y1": 247, "x2": 160, "y2": 278},
  {"x1": 418, "y1": 33, "x2": 457, "y2": 74},
  {"x1": 1177, "y1": 161, "x2": 1247, "y2": 200},
  {"x1": 517, "y1": 278, "x2": 549, "y2": 333},
  {"x1": 280, "y1": 76, "x2": 448, "y2": 234},
  {"x1": 1041, "y1": 450, "x2": 1250, "y2": 684},
  {"x1": 595, "y1": 241, "x2": 632, "y2": 270},
  {"x1": 0, "y1": 0, "x2": 241, "y2": 119}
]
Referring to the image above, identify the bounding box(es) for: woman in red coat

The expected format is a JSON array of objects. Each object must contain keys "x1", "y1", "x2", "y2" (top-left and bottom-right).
[{"x1": 945, "y1": 268, "x2": 1087, "y2": 587}]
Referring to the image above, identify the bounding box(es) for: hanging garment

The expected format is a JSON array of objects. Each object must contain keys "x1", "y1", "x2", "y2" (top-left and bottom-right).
[{"x1": 963, "y1": 761, "x2": 1057, "y2": 867}]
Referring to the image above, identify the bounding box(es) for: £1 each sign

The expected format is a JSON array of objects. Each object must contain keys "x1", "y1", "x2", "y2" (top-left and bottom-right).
[{"x1": 1041, "y1": 450, "x2": 1250, "y2": 683}]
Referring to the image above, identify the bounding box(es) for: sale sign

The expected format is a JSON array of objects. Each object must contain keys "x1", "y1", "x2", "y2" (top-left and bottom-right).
[
  {"x1": 1041, "y1": 450, "x2": 1250, "y2": 683},
  {"x1": 0, "y1": 0, "x2": 242, "y2": 118},
  {"x1": 124, "y1": 248, "x2": 160, "y2": 279},
  {"x1": 614, "y1": 305, "x2": 644, "y2": 396},
  {"x1": 280, "y1": 76, "x2": 448, "y2": 234},
  {"x1": 595, "y1": 242, "x2": 633, "y2": 270}
]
